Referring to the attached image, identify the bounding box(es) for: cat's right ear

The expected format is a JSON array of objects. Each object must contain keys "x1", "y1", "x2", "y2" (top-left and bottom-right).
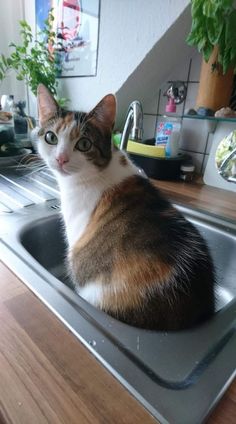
[
  {"x1": 37, "y1": 84, "x2": 59, "y2": 126},
  {"x1": 89, "y1": 94, "x2": 116, "y2": 130}
]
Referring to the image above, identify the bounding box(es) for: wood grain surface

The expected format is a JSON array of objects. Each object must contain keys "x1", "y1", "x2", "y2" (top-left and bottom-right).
[
  {"x1": 0, "y1": 180, "x2": 236, "y2": 423},
  {"x1": 0, "y1": 263, "x2": 156, "y2": 424},
  {"x1": 152, "y1": 179, "x2": 236, "y2": 220}
]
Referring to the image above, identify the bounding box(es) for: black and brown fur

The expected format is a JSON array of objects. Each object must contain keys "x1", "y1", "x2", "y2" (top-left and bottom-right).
[
  {"x1": 70, "y1": 175, "x2": 215, "y2": 330},
  {"x1": 37, "y1": 84, "x2": 216, "y2": 331}
]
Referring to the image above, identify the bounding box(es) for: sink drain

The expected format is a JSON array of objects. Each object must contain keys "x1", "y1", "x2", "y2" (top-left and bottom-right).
[{"x1": 50, "y1": 204, "x2": 60, "y2": 210}]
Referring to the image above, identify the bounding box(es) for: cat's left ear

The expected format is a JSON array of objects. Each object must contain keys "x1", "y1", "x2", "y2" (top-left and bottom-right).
[
  {"x1": 37, "y1": 84, "x2": 59, "y2": 126},
  {"x1": 89, "y1": 94, "x2": 116, "y2": 129}
]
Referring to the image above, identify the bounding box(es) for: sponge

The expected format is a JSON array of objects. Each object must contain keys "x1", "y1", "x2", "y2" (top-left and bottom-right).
[{"x1": 127, "y1": 140, "x2": 165, "y2": 158}]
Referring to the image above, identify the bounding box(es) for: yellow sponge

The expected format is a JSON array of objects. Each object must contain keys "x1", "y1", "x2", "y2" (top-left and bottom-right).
[{"x1": 127, "y1": 140, "x2": 165, "y2": 158}]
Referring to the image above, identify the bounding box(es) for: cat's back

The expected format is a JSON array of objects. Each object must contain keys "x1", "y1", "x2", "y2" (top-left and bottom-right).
[
  {"x1": 84, "y1": 174, "x2": 200, "y2": 249},
  {"x1": 70, "y1": 175, "x2": 215, "y2": 330}
]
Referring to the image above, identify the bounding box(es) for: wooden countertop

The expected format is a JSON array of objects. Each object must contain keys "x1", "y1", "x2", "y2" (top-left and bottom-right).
[
  {"x1": 152, "y1": 179, "x2": 236, "y2": 221},
  {"x1": 0, "y1": 180, "x2": 236, "y2": 424}
]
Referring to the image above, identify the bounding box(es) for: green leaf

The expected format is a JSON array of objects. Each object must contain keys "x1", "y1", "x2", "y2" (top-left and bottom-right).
[
  {"x1": 19, "y1": 20, "x2": 31, "y2": 31},
  {"x1": 187, "y1": 0, "x2": 236, "y2": 72},
  {"x1": 191, "y1": 0, "x2": 205, "y2": 18},
  {"x1": 0, "y1": 9, "x2": 58, "y2": 96},
  {"x1": 217, "y1": 0, "x2": 234, "y2": 13},
  {"x1": 222, "y1": 47, "x2": 232, "y2": 74},
  {"x1": 57, "y1": 97, "x2": 69, "y2": 108},
  {"x1": 6, "y1": 58, "x2": 13, "y2": 66},
  {"x1": 203, "y1": 0, "x2": 218, "y2": 17},
  {"x1": 203, "y1": 42, "x2": 214, "y2": 62},
  {"x1": 1, "y1": 54, "x2": 7, "y2": 66},
  {"x1": 207, "y1": 16, "x2": 223, "y2": 45}
]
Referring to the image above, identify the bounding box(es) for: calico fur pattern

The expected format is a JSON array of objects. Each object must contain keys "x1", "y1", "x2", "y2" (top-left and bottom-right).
[{"x1": 37, "y1": 84, "x2": 216, "y2": 330}]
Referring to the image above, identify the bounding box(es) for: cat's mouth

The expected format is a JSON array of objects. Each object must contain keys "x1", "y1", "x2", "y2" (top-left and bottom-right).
[
  {"x1": 54, "y1": 164, "x2": 71, "y2": 176},
  {"x1": 59, "y1": 168, "x2": 71, "y2": 176}
]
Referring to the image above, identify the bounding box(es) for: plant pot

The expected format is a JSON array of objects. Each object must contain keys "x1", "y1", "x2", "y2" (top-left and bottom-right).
[{"x1": 196, "y1": 47, "x2": 234, "y2": 112}]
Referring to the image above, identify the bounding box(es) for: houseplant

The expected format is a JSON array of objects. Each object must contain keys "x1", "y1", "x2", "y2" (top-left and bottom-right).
[
  {"x1": 0, "y1": 10, "x2": 66, "y2": 107},
  {"x1": 186, "y1": 0, "x2": 236, "y2": 112}
]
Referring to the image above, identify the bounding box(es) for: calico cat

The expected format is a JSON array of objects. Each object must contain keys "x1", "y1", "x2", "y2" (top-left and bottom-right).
[{"x1": 37, "y1": 83, "x2": 216, "y2": 330}]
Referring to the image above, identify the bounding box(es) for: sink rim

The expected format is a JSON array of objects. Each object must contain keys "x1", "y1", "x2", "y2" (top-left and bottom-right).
[{"x1": 1, "y1": 200, "x2": 236, "y2": 424}]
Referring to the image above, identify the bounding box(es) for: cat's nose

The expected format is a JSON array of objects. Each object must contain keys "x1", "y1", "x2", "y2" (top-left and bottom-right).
[{"x1": 56, "y1": 153, "x2": 69, "y2": 166}]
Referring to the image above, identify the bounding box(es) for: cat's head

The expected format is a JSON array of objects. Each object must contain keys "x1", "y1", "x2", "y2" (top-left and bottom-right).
[{"x1": 37, "y1": 84, "x2": 116, "y2": 177}]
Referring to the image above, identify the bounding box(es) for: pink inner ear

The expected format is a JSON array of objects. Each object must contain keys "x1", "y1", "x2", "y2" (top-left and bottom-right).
[
  {"x1": 90, "y1": 94, "x2": 116, "y2": 129},
  {"x1": 37, "y1": 84, "x2": 58, "y2": 125}
]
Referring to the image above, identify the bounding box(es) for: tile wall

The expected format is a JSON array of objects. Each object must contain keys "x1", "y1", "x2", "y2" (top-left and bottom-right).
[{"x1": 142, "y1": 53, "x2": 217, "y2": 175}]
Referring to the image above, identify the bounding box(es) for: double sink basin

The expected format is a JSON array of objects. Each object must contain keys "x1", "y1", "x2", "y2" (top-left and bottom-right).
[{"x1": 0, "y1": 167, "x2": 236, "y2": 424}]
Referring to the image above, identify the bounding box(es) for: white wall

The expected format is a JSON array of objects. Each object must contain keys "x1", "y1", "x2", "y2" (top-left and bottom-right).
[
  {"x1": 2, "y1": 0, "x2": 192, "y2": 116},
  {"x1": 1, "y1": 0, "x2": 190, "y2": 117},
  {"x1": 22, "y1": 0, "x2": 190, "y2": 117},
  {"x1": 0, "y1": 0, "x2": 26, "y2": 103},
  {"x1": 115, "y1": 5, "x2": 193, "y2": 127},
  {"x1": 58, "y1": 0, "x2": 190, "y2": 112},
  {"x1": 1, "y1": 1, "x2": 233, "y2": 177}
]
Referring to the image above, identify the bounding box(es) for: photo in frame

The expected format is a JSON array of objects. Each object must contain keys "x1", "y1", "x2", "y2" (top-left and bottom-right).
[{"x1": 36, "y1": 0, "x2": 100, "y2": 78}]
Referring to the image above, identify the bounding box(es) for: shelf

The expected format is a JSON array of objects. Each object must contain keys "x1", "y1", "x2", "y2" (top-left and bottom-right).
[
  {"x1": 182, "y1": 114, "x2": 236, "y2": 123},
  {"x1": 157, "y1": 113, "x2": 236, "y2": 124}
]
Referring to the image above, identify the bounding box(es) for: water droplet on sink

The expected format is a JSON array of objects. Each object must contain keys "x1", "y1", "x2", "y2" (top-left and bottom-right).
[
  {"x1": 137, "y1": 336, "x2": 140, "y2": 351},
  {"x1": 89, "y1": 340, "x2": 97, "y2": 347}
]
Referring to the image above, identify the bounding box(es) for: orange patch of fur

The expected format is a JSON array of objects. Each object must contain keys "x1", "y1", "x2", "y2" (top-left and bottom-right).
[
  {"x1": 70, "y1": 124, "x2": 81, "y2": 140},
  {"x1": 102, "y1": 254, "x2": 172, "y2": 313},
  {"x1": 55, "y1": 114, "x2": 74, "y2": 133},
  {"x1": 71, "y1": 176, "x2": 173, "y2": 314},
  {"x1": 72, "y1": 176, "x2": 153, "y2": 252}
]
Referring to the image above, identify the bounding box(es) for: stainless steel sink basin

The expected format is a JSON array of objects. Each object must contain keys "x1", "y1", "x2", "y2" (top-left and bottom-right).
[{"x1": 1, "y1": 170, "x2": 236, "y2": 424}]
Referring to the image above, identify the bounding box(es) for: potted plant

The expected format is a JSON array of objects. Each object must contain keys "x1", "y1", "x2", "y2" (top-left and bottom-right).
[
  {"x1": 186, "y1": 0, "x2": 236, "y2": 112},
  {"x1": 0, "y1": 10, "x2": 66, "y2": 107}
]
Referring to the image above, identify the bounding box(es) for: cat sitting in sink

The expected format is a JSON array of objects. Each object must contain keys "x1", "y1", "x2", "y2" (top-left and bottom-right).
[{"x1": 37, "y1": 84, "x2": 216, "y2": 330}]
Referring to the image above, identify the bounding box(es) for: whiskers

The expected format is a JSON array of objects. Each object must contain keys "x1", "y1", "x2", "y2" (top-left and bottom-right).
[{"x1": 16, "y1": 153, "x2": 48, "y2": 176}]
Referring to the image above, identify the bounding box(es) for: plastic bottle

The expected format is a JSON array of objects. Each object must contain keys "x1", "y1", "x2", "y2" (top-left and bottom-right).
[
  {"x1": 155, "y1": 96, "x2": 182, "y2": 157},
  {"x1": 155, "y1": 116, "x2": 181, "y2": 157}
]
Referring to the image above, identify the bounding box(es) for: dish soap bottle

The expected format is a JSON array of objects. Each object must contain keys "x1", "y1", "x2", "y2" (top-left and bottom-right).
[{"x1": 155, "y1": 98, "x2": 181, "y2": 157}]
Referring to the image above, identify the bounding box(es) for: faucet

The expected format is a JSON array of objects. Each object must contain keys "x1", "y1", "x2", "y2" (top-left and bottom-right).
[{"x1": 120, "y1": 100, "x2": 143, "y2": 151}]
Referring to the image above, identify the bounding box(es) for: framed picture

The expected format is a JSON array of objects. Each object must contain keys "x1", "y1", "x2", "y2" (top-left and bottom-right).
[{"x1": 35, "y1": 0, "x2": 100, "y2": 78}]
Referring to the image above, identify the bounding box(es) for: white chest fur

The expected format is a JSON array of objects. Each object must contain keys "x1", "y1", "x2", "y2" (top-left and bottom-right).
[
  {"x1": 57, "y1": 151, "x2": 138, "y2": 248},
  {"x1": 59, "y1": 179, "x2": 103, "y2": 247}
]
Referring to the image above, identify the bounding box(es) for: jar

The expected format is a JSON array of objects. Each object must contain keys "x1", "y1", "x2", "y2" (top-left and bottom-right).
[
  {"x1": 1, "y1": 95, "x2": 14, "y2": 112},
  {"x1": 180, "y1": 164, "x2": 195, "y2": 182}
]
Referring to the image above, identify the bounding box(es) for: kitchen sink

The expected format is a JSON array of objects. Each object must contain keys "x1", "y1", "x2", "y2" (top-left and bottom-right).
[{"x1": 1, "y1": 169, "x2": 236, "y2": 424}]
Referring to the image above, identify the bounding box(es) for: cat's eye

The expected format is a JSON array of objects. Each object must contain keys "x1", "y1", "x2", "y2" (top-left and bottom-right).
[
  {"x1": 75, "y1": 137, "x2": 92, "y2": 152},
  {"x1": 45, "y1": 131, "x2": 58, "y2": 145}
]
